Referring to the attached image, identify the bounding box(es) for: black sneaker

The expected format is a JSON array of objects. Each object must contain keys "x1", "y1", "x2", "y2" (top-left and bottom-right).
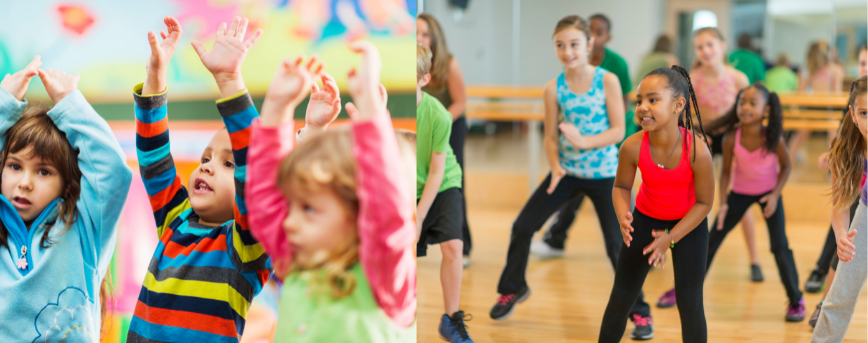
[
  {"x1": 630, "y1": 314, "x2": 654, "y2": 340},
  {"x1": 805, "y1": 269, "x2": 826, "y2": 293},
  {"x1": 751, "y1": 264, "x2": 764, "y2": 282},
  {"x1": 489, "y1": 287, "x2": 531, "y2": 320},
  {"x1": 809, "y1": 301, "x2": 822, "y2": 328}
]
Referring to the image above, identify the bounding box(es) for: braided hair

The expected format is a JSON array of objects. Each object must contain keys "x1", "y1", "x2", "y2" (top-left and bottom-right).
[
  {"x1": 705, "y1": 83, "x2": 784, "y2": 153},
  {"x1": 644, "y1": 65, "x2": 710, "y2": 163}
]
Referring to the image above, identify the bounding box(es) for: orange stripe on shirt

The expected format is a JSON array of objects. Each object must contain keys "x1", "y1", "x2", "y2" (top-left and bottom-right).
[
  {"x1": 136, "y1": 117, "x2": 169, "y2": 138},
  {"x1": 133, "y1": 300, "x2": 238, "y2": 337},
  {"x1": 228, "y1": 127, "x2": 250, "y2": 150},
  {"x1": 149, "y1": 178, "x2": 183, "y2": 211},
  {"x1": 163, "y1": 235, "x2": 229, "y2": 259}
]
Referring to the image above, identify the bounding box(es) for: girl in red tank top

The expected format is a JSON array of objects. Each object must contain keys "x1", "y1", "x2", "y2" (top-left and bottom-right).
[{"x1": 599, "y1": 66, "x2": 715, "y2": 343}]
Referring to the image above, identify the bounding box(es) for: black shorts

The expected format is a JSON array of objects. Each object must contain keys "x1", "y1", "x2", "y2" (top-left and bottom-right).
[{"x1": 416, "y1": 187, "x2": 465, "y2": 257}]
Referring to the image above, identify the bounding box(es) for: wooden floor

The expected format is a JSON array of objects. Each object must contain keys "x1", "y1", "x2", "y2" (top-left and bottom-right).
[{"x1": 417, "y1": 129, "x2": 867, "y2": 342}]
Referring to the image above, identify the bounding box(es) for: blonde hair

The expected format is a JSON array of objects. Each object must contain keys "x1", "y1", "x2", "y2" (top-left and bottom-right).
[
  {"x1": 417, "y1": 44, "x2": 433, "y2": 82},
  {"x1": 553, "y1": 15, "x2": 590, "y2": 40},
  {"x1": 691, "y1": 27, "x2": 729, "y2": 69},
  {"x1": 395, "y1": 129, "x2": 417, "y2": 152},
  {"x1": 807, "y1": 41, "x2": 831, "y2": 76},
  {"x1": 418, "y1": 13, "x2": 452, "y2": 88},
  {"x1": 277, "y1": 127, "x2": 360, "y2": 299},
  {"x1": 828, "y1": 76, "x2": 867, "y2": 209}
]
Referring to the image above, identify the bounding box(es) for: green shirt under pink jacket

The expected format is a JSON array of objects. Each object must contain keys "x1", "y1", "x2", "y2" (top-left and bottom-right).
[{"x1": 245, "y1": 112, "x2": 417, "y2": 342}]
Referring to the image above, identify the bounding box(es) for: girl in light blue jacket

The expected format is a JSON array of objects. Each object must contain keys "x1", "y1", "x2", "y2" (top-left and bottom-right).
[{"x1": 0, "y1": 57, "x2": 132, "y2": 342}]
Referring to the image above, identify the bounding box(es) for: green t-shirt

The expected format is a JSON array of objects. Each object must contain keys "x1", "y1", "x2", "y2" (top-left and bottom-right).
[
  {"x1": 275, "y1": 263, "x2": 417, "y2": 343},
  {"x1": 597, "y1": 48, "x2": 636, "y2": 142},
  {"x1": 764, "y1": 66, "x2": 799, "y2": 94},
  {"x1": 729, "y1": 49, "x2": 766, "y2": 84},
  {"x1": 416, "y1": 92, "x2": 463, "y2": 199}
]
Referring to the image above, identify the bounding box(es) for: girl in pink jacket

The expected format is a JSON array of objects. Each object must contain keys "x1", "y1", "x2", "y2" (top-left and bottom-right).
[{"x1": 245, "y1": 42, "x2": 416, "y2": 342}]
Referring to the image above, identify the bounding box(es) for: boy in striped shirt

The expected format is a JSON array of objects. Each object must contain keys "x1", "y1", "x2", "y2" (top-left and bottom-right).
[{"x1": 127, "y1": 16, "x2": 272, "y2": 342}]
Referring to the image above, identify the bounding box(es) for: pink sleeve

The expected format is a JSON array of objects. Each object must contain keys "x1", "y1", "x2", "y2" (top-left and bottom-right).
[
  {"x1": 245, "y1": 119, "x2": 294, "y2": 274},
  {"x1": 353, "y1": 113, "x2": 417, "y2": 328}
]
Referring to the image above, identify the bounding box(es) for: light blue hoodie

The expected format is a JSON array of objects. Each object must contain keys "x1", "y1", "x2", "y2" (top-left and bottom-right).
[{"x1": 0, "y1": 88, "x2": 132, "y2": 342}]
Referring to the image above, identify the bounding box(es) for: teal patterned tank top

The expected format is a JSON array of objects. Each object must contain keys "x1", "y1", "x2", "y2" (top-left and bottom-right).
[{"x1": 557, "y1": 67, "x2": 619, "y2": 179}]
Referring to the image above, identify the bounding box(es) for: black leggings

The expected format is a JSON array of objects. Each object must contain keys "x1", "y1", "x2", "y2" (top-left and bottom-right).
[
  {"x1": 600, "y1": 210, "x2": 708, "y2": 343},
  {"x1": 708, "y1": 191, "x2": 802, "y2": 303},
  {"x1": 497, "y1": 174, "x2": 650, "y2": 316},
  {"x1": 450, "y1": 116, "x2": 472, "y2": 256},
  {"x1": 814, "y1": 199, "x2": 860, "y2": 273}
]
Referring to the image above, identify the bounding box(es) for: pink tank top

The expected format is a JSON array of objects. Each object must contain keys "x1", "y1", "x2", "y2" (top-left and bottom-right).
[
  {"x1": 693, "y1": 70, "x2": 738, "y2": 115},
  {"x1": 731, "y1": 128, "x2": 779, "y2": 195}
]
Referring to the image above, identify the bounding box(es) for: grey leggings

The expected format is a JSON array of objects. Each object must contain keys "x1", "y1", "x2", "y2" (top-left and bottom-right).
[{"x1": 812, "y1": 201, "x2": 867, "y2": 343}]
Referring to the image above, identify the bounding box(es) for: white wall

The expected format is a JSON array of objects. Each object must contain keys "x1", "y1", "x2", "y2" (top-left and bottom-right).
[{"x1": 422, "y1": 0, "x2": 666, "y2": 86}]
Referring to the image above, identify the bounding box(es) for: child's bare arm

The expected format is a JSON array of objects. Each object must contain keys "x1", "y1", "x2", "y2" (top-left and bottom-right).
[
  {"x1": 191, "y1": 16, "x2": 263, "y2": 98},
  {"x1": 347, "y1": 41, "x2": 416, "y2": 327},
  {"x1": 143, "y1": 17, "x2": 182, "y2": 96}
]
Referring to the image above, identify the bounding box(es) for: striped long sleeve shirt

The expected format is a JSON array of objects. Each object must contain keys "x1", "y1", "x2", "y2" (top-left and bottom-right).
[{"x1": 127, "y1": 84, "x2": 272, "y2": 343}]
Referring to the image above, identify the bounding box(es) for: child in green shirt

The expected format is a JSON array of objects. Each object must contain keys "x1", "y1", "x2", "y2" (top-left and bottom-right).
[{"x1": 416, "y1": 44, "x2": 474, "y2": 343}]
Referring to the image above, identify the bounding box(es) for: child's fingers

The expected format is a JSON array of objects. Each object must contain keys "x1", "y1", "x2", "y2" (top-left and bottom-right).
[
  {"x1": 345, "y1": 102, "x2": 359, "y2": 119},
  {"x1": 378, "y1": 83, "x2": 388, "y2": 103},
  {"x1": 25, "y1": 56, "x2": 42, "y2": 71},
  {"x1": 237, "y1": 17, "x2": 249, "y2": 39},
  {"x1": 244, "y1": 29, "x2": 263, "y2": 49},
  {"x1": 166, "y1": 16, "x2": 181, "y2": 34},
  {"x1": 160, "y1": 31, "x2": 168, "y2": 40},
  {"x1": 147, "y1": 31, "x2": 160, "y2": 52},
  {"x1": 310, "y1": 82, "x2": 320, "y2": 95},
  {"x1": 216, "y1": 22, "x2": 227, "y2": 37},
  {"x1": 227, "y1": 17, "x2": 240, "y2": 37},
  {"x1": 191, "y1": 41, "x2": 207, "y2": 58},
  {"x1": 305, "y1": 54, "x2": 320, "y2": 71},
  {"x1": 322, "y1": 73, "x2": 339, "y2": 95}
]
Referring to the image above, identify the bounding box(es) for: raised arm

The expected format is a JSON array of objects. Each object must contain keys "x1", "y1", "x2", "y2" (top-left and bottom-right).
[
  {"x1": 348, "y1": 41, "x2": 416, "y2": 328},
  {"x1": 40, "y1": 69, "x2": 133, "y2": 278},
  {"x1": 246, "y1": 56, "x2": 321, "y2": 273},
  {"x1": 133, "y1": 17, "x2": 190, "y2": 237}
]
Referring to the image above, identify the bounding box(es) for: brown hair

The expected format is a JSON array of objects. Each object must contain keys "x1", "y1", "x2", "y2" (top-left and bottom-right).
[
  {"x1": 692, "y1": 27, "x2": 729, "y2": 69},
  {"x1": 0, "y1": 103, "x2": 81, "y2": 249},
  {"x1": 417, "y1": 44, "x2": 433, "y2": 82},
  {"x1": 277, "y1": 127, "x2": 360, "y2": 299},
  {"x1": 775, "y1": 53, "x2": 790, "y2": 67},
  {"x1": 828, "y1": 76, "x2": 867, "y2": 209},
  {"x1": 553, "y1": 15, "x2": 590, "y2": 40},
  {"x1": 417, "y1": 13, "x2": 452, "y2": 88},
  {"x1": 807, "y1": 41, "x2": 831, "y2": 76},
  {"x1": 654, "y1": 35, "x2": 672, "y2": 53},
  {"x1": 99, "y1": 271, "x2": 114, "y2": 341}
]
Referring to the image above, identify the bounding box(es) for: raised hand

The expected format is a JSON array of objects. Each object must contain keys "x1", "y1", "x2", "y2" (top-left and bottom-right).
[
  {"x1": 191, "y1": 16, "x2": 263, "y2": 98},
  {"x1": 37, "y1": 69, "x2": 80, "y2": 104},
  {"x1": 345, "y1": 83, "x2": 387, "y2": 120},
  {"x1": 346, "y1": 40, "x2": 383, "y2": 121},
  {"x1": 143, "y1": 16, "x2": 183, "y2": 95},
  {"x1": 260, "y1": 56, "x2": 322, "y2": 127},
  {"x1": 304, "y1": 72, "x2": 341, "y2": 131},
  {"x1": 1, "y1": 56, "x2": 42, "y2": 101}
]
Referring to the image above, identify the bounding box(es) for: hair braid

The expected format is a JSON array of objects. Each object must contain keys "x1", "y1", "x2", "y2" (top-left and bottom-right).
[{"x1": 671, "y1": 65, "x2": 710, "y2": 162}]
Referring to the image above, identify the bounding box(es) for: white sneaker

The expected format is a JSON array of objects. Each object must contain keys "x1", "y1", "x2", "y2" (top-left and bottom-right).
[
  {"x1": 462, "y1": 255, "x2": 471, "y2": 268},
  {"x1": 530, "y1": 241, "x2": 564, "y2": 259}
]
